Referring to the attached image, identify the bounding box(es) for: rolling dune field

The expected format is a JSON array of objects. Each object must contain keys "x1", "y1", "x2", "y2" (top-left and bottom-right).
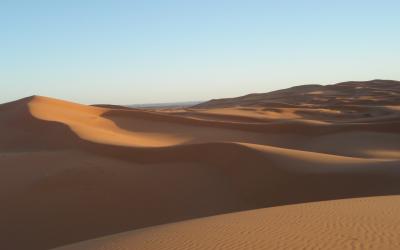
[{"x1": 1, "y1": 80, "x2": 400, "y2": 249}]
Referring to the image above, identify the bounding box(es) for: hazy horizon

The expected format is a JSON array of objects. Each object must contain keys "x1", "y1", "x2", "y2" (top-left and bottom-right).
[
  {"x1": 2, "y1": 1, "x2": 400, "y2": 104},
  {"x1": 3, "y1": 78, "x2": 400, "y2": 106}
]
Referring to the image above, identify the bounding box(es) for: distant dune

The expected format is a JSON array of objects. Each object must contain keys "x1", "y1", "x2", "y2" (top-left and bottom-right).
[
  {"x1": 128, "y1": 101, "x2": 202, "y2": 109},
  {"x1": 1, "y1": 80, "x2": 400, "y2": 249},
  {"x1": 194, "y1": 79, "x2": 400, "y2": 108}
]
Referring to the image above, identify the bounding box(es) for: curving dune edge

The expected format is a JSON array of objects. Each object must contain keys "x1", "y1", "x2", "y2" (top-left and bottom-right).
[
  {"x1": 53, "y1": 195, "x2": 400, "y2": 250},
  {"x1": 1, "y1": 80, "x2": 400, "y2": 250}
]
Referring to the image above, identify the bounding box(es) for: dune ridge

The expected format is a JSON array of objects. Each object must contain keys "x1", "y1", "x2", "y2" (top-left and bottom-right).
[
  {"x1": 194, "y1": 79, "x2": 400, "y2": 108},
  {"x1": 1, "y1": 80, "x2": 400, "y2": 249}
]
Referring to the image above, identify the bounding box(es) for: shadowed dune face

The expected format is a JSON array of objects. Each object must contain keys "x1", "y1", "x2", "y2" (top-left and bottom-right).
[
  {"x1": 0, "y1": 96, "x2": 82, "y2": 151},
  {"x1": 1, "y1": 80, "x2": 400, "y2": 250}
]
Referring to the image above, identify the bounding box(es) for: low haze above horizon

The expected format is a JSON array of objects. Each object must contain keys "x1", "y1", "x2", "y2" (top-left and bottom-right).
[{"x1": 1, "y1": 0, "x2": 399, "y2": 105}]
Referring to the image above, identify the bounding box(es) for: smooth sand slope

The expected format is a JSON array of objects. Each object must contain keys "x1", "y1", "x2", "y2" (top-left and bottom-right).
[
  {"x1": 1, "y1": 80, "x2": 400, "y2": 249},
  {"x1": 53, "y1": 195, "x2": 400, "y2": 250}
]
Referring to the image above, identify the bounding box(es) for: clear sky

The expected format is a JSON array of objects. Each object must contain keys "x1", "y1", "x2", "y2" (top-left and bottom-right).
[{"x1": 1, "y1": 0, "x2": 399, "y2": 104}]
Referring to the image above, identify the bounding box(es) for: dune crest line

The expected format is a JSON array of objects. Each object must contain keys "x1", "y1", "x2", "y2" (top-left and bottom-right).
[{"x1": 1, "y1": 80, "x2": 400, "y2": 250}]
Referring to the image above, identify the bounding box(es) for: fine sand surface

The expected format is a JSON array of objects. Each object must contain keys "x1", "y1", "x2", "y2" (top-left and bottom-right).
[
  {"x1": 1, "y1": 80, "x2": 400, "y2": 249},
  {"x1": 53, "y1": 195, "x2": 400, "y2": 250}
]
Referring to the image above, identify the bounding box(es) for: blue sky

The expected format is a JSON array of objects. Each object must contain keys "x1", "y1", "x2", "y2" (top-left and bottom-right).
[{"x1": 1, "y1": 0, "x2": 399, "y2": 104}]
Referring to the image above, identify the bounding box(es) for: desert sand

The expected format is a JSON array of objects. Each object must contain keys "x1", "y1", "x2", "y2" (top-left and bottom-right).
[
  {"x1": 53, "y1": 195, "x2": 400, "y2": 250},
  {"x1": 1, "y1": 80, "x2": 400, "y2": 249}
]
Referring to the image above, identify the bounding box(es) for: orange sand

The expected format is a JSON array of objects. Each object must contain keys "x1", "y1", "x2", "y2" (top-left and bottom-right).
[
  {"x1": 1, "y1": 80, "x2": 400, "y2": 249},
  {"x1": 53, "y1": 195, "x2": 400, "y2": 250}
]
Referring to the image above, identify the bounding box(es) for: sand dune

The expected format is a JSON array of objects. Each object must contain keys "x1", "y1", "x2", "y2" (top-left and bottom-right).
[
  {"x1": 53, "y1": 195, "x2": 400, "y2": 250},
  {"x1": 1, "y1": 80, "x2": 400, "y2": 249},
  {"x1": 194, "y1": 79, "x2": 400, "y2": 108}
]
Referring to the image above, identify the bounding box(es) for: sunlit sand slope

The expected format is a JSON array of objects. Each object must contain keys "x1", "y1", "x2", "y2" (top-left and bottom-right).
[{"x1": 53, "y1": 195, "x2": 400, "y2": 250}]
